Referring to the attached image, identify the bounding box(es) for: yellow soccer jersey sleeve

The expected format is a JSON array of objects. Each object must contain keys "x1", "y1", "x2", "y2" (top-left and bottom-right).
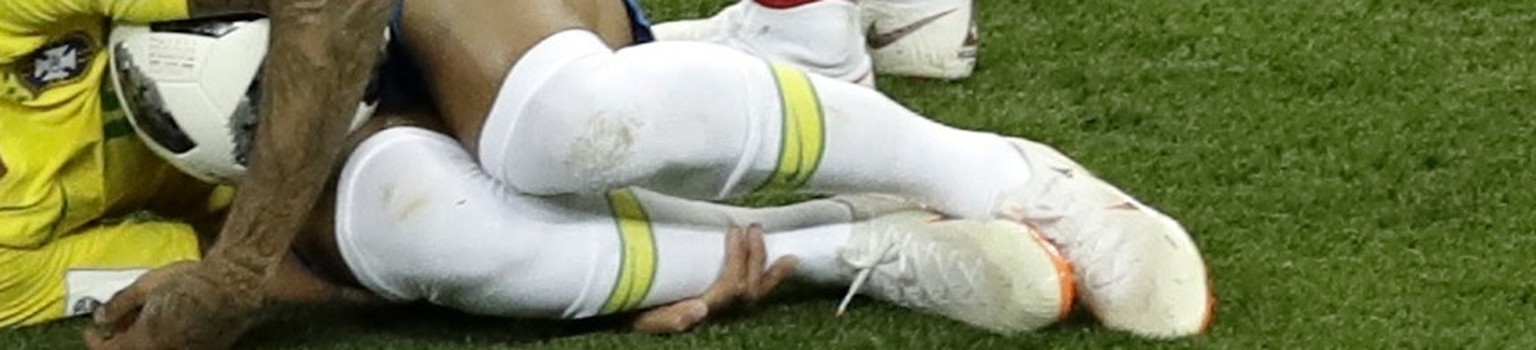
[{"x1": 0, "y1": 0, "x2": 197, "y2": 249}]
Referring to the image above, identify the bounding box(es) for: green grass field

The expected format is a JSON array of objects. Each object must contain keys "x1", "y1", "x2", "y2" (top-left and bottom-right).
[{"x1": 7, "y1": 0, "x2": 1536, "y2": 348}]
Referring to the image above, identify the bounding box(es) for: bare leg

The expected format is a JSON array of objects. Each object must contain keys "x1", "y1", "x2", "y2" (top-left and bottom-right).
[{"x1": 394, "y1": 0, "x2": 635, "y2": 153}]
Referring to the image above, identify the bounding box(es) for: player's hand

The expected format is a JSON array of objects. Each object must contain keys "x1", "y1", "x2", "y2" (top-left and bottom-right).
[
  {"x1": 631, "y1": 224, "x2": 798, "y2": 334},
  {"x1": 84, "y1": 259, "x2": 266, "y2": 350}
]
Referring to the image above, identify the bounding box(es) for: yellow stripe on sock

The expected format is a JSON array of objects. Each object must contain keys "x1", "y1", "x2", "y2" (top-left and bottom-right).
[
  {"x1": 600, "y1": 188, "x2": 659, "y2": 314},
  {"x1": 753, "y1": 62, "x2": 827, "y2": 194}
]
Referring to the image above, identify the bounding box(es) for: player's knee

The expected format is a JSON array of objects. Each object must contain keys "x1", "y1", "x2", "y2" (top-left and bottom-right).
[
  {"x1": 484, "y1": 31, "x2": 763, "y2": 195},
  {"x1": 495, "y1": 69, "x2": 636, "y2": 193}
]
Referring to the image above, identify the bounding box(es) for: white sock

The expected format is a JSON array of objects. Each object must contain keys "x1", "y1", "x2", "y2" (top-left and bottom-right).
[
  {"x1": 621, "y1": 188, "x2": 856, "y2": 306},
  {"x1": 765, "y1": 228, "x2": 852, "y2": 284},
  {"x1": 480, "y1": 30, "x2": 1031, "y2": 219},
  {"x1": 335, "y1": 128, "x2": 856, "y2": 320},
  {"x1": 784, "y1": 77, "x2": 1033, "y2": 218}
]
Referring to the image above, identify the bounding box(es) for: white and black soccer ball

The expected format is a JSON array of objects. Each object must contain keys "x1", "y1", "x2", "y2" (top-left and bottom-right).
[{"x1": 107, "y1": 17, "x2": 383, "y2": 184}]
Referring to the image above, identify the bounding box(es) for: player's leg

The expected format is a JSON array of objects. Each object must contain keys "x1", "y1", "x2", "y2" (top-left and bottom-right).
[
  {"x1": 388, "y1": 0, "x2": 636, "y2": 150},
  {"x1": 398, "y1": 0, "x2": 1010, "y2": 219},
  {"x1": 293, "y1": 117, "x2": 1071, "y2": 333},
  {"x1": 397, "y1": 0, "x2": 1211, "y2": 337},
  {"x1": 481, "y1": 36, "x2": 1022, "y2": 216},
  {"x1": 396, "y1": 0, "x2": 1014, "y2": 217},
  {"x1": 339, "y1": 126, "x2": 1073, "y2": 331}
]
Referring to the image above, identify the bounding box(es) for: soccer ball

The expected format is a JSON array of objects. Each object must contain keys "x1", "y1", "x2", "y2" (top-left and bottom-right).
[{"x1": 107, "y1": 17, "x2": 383, "y2": 184}]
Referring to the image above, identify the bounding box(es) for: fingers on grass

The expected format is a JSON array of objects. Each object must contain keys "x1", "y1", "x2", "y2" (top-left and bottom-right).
[
  {"x1": 753, "y1": 255, "x2": 799, "y2": 302},
  {"x1": 744, "y1": 223, "x2": 766, "y2": 299},
  {"x1": 705, "y1": 226, "x2": 748, "y2": 309},
  {"x1": 633, "y1": 300, "x2": 710, "y2": 334}
]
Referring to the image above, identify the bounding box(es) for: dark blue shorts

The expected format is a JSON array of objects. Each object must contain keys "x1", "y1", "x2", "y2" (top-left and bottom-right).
[{"x1": 622, "y1": 0, "x2": 656, "y2": 44}]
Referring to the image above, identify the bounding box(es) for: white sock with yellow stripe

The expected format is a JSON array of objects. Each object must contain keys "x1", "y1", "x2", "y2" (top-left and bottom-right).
[
  {"x1": 598, "y1": 188, "x2": 857, "y2": 314},
  {"x1": 481, "y1": 30, "x2": 1031, "y2": 219},
  {"x1": 338, "y1": 128, "x2": 859, "y2": 320},
  {"x1": 750, "y1": 63, "x2": 1032, "y2": 218}
]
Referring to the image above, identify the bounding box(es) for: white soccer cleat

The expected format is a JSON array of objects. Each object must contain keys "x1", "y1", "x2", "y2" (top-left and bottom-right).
[
  {"x1": 859, "y1": 0, "x2": 978, "y2": 79},
  {"x1": 834, "y1": 208, "x2": 1075, "y2": 334},
  {"x1": 999, "y1": 138, "x2": 1216, "y2": 339},
  {"x1": 651, "y1": 0, "x2": 876, "y2": 87}
]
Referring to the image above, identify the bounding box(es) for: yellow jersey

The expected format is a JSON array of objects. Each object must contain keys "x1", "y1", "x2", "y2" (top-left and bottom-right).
[
  {"x1": 0, "y1": 0, "x2": 226, "y2": 249},
  {"x1": 0, "y1": 0, "x2": 251, "y2": 328}
]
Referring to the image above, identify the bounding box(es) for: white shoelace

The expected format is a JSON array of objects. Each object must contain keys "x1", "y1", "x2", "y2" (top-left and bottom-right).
[
  {"x1": 837, "y1": 266, "x2": 876, "y2": 316},
  {"x1": 834, "y1": 227, "x2": 983, "y2": 316}
]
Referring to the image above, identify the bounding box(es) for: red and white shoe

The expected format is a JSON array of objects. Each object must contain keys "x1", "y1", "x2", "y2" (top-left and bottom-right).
[
  {"x1": 652, "y1": 0, "x2": 877, "y2": 87},
  {"x1": 999, "y1": 138, "x2": 1216, "y2": 338},
  {"x1": 859, "y1": 0, "x2": 978, "y2": 79}
]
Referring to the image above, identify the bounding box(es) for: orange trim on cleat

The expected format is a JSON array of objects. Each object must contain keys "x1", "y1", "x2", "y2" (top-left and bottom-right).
[
  {"x1": 1198, "y1": 266, "x2": 1217, "y2": 334},
  {"x1": 1027, "y1": 229, "x2": 1076, "y2": 321}
]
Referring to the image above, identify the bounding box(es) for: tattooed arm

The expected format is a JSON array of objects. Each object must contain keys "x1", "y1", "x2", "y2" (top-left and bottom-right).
[
  {"x1": 204, "y1": 0, "x2": 392, "y2": 311},
  {"x1": 85, "y1": 1, "x2": 391, "y2": 349}
]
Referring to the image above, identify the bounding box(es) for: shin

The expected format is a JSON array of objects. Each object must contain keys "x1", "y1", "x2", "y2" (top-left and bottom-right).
[
  {"x1": 335, "y1": 127, "x2": 857, "y2": 319},
  {"x1": 480, "y1": 30, "x2": 1029, "y2": 218}
]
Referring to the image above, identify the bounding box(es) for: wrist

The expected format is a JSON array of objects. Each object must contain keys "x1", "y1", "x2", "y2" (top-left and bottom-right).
[{"x1": 197, "y1": 256, "x2": 271, "y2": 303}]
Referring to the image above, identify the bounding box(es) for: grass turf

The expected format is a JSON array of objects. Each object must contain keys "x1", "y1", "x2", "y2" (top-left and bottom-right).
[{"x1": 7, "y1": 0, "x2": 1536, "y2": 348}]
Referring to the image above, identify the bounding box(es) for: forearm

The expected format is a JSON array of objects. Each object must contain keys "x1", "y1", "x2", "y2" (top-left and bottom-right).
[{"x1": 205, "y1": 0, "x2": 391, "y2": 286}]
